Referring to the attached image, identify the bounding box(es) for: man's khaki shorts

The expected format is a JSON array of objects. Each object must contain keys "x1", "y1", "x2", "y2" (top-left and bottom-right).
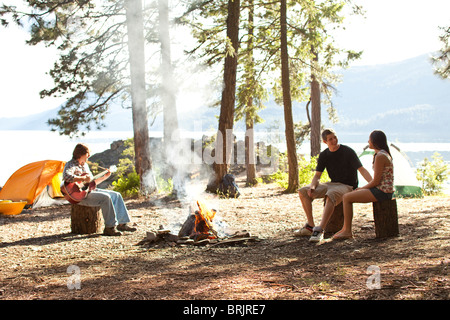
[{"x1": 298, "y1": 182, "x2": 353, "y2": 206}]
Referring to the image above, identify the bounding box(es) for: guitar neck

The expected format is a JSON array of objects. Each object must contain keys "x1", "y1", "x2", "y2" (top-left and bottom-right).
[{"x1": 93, "y1": 169, "x2": 109, "y2": 181}]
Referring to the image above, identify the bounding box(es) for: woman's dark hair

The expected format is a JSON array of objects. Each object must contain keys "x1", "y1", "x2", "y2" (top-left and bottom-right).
[
  {"x1": 370, "y1": 130, "x2": 392, "y2": 161},
  {"x1": 72, "y1": 143, "x2": 90, "y2": 160}
]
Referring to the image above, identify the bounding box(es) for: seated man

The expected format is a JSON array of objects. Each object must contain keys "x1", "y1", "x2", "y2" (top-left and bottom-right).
[
  {"x1": 296, "y1": 129, "x2": 372, "y2": 242},
  {"x1": 62, "y1": 143, "x2": 136, "y2": 236}
]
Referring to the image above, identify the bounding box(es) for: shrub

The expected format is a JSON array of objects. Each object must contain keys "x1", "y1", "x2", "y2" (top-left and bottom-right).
[
  {"x1": 115, "y1": 138, "x2": 135, "y2": 177},
  {"x1": 111, "y1": 139, "x2": 174, "y2": 197},
  {"x1": 266, "y1": 155, "x2": 330, "y2": 189},
  {"x1": 112, "y1": 170, "x2": 141, "y2": 198},
  {"x1": 266, "y1": 169, "x2": 290, "y2": 189},
  {"x1": 416, "y1": 152, "x2": 449, "y2": 195},
  {"x1": 154, "y1": 168, "x2": 174, "y2": 194},
  {"x1": 298, "y1": 156, "x2": 330, "y2": 186}
]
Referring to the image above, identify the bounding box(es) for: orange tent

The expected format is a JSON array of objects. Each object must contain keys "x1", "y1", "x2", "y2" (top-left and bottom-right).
[{"x1": 0, "y1": 160, "x2": 66, "y2": 205}]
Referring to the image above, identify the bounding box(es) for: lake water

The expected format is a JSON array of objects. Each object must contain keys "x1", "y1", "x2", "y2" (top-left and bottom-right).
[
  {"x1": 1, "y1": 130, "x2": 450, "y2": 193},
  {"x1": 0, "y1": 130, "x2": 133, "y2": 185}
]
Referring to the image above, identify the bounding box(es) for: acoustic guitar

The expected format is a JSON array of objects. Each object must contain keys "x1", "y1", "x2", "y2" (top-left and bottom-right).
[{"x1": 62, "y1": 166, "x2": 117, "y2": 204}]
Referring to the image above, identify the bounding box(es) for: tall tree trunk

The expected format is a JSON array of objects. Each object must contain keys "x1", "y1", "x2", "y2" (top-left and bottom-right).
[
  {"x1": 158, "y1": 0, "x2": 184, "y2": 195},
  {"x1": 245, "y1": 111, "x2": 257, "y2": 185},
  {"x1": 280, "y1": 0, "x2": 299, "y2": 193},
  {"x1": 124, "y1": 0, "x2": 157, "y2": 195},
  {"x1": 207, "y1": 0, "x2": 240, "y2": 192},
  {"x1": 245, "y1": 0, "x2": 257, "y2": 186},
  {"x1": 158, "y1": 0, "x2": 179, "y2": 144},
  {"x1": 310, "y1": 46, "x2": 321, "y2": 157}
]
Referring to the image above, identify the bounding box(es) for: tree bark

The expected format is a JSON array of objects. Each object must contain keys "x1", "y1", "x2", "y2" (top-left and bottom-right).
[
  {"x1": 246, "y1": 111, "x2": 257, "y2": 185},
  {"x1": 124, "y1": 0, "x2": 157, "y2": 195},
  {"x1": 71, "y1": 205, "x2": 103, "y2": 234},
  {"x1": 158, "y1": 0, "x2": 186, "y2": 196},
  {"x1": 324, "y1": 202, "x2": 344, "y2": 234},
  {"x1": 207, "y1": 0, "x2": 241, "y2": 192},
  {"x1": 245, "y1": 0, "x2": 257, "y2": 186},
  {"x1": 280, "y1": 0, "x2": 299, "y2": 193},
  {"x1": 373, "y1": 199, "x2": 399, "y2": 238},
  {"x1": 158, "y1": 0, "x2": 179, "y2": 144},
  {"x1": 310, "y1": 46, "x2": 321, "y2": 157}
]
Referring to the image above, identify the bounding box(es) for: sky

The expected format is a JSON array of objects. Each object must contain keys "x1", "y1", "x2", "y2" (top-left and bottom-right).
[{"x1": 0, "y1": 0, "x2": 449, "y2": 119}]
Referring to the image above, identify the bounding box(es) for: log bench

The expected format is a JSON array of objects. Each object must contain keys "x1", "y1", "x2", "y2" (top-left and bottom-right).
[
  {"x1": 324, "y1": 199, "x2": 399, "y2": 238},
  {"x1": 70, "y1": 204, "x2": 103, "y2": 234}
]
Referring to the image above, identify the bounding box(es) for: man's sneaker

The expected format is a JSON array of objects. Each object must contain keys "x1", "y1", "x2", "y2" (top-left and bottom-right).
[
  {"x1": 309, "y1": 228, "x2": 324, "y2": 243},
  {"x1": 294, "y1": 224, "x2": 313, "y2": 237}
]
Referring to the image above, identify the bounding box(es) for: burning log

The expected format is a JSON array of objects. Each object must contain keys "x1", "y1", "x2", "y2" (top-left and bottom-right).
[
  {"x1": 178, "y1": 200, "x2": 219, "y2": 241},
  {"x1": 193, "y1": 200, "x2": 218, "y2": 238},
  {"x1": 178, "y1": 214, "x2": 195, "y2": 238}
]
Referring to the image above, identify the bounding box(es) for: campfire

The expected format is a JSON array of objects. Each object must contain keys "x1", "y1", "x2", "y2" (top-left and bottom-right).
[
  {"x1": 143, "y1": 199, "x2": 258, "y2": 247},
  {"x1": 189, "y1": 200, "x2": 218, "y2": 241}
]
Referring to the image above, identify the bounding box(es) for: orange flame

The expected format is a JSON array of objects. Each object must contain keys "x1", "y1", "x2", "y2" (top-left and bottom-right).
[{"x1": 193, "y1": 200, "x2": 217, "y2": 239}]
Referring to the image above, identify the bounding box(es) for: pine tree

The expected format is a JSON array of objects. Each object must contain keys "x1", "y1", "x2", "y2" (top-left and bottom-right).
[
  {"x1": 235, "y1": 0, "x2": 268, "y2": 186},
  {"x1": 1, "y1": 0, "x2": 158, "y2": 194},
  {"x1": 209, "y1": 0, "x2": 241, "y2": 192},
  {"x1": 432, "y1": 26, "x2": 450, "y2": 79}
]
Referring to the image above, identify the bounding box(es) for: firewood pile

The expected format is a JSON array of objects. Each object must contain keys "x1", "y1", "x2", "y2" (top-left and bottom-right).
[
  {"x1": 141, "y1": 225, "x2": 258, "y2": 247},
  {"x1": 141, "y1": 226, "x2": 260, "y2": 249},
  {"x1": 139, "y1": 199, "x2": 259, "y2": 247}
]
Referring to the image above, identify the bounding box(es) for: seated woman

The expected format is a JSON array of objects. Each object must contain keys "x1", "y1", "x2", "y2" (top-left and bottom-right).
[{"x1": 333, "y1": 130, "x2": 394, "y2": 240}]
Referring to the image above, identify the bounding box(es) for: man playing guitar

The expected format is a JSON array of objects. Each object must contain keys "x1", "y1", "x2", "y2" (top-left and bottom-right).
[{"x1": 62, "y1": 143, "x2": 136, "y2": 236}]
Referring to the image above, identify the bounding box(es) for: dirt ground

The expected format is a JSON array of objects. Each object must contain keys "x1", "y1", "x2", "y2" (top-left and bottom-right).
[{"x1": 0, "y1": 175, "x2": 449, "y2": 301}]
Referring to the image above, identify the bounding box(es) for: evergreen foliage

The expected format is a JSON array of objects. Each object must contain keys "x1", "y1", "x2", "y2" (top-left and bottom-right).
[{"x1": 432, "y1": 26, "x2": 450, "y2": 80}]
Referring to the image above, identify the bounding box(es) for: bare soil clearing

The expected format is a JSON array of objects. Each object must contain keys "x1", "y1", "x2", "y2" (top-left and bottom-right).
[{"x1": 0, "y1": 176, "x2": 449, "y2": 300}]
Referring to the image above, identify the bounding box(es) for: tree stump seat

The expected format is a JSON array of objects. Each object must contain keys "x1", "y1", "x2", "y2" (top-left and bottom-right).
[
  {"x1": 70, "y1": 204, "x2": 103, "y2": 234},
  {"x1": 372, "y1": 199, "x2": 399, "y2": 238},
  {"x1": 325, "y1": 202, "x2": 344, "y2": 234},
  {"x1": 324, "y1": 199, "x2": 399, "y2": 238}
]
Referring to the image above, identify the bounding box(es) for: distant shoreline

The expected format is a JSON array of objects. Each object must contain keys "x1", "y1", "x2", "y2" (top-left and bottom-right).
[{"x1": 1, "y1": 130, "x2": 449, "y2": 190}]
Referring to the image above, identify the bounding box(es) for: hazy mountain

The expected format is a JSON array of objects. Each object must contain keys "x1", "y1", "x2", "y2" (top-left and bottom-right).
[
  {"x1": 1, "y1": 53, "x2": 449, "y2": 142},
  {"x1": 330, "y1": 54, "x2": 450, "y2": 142}
]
